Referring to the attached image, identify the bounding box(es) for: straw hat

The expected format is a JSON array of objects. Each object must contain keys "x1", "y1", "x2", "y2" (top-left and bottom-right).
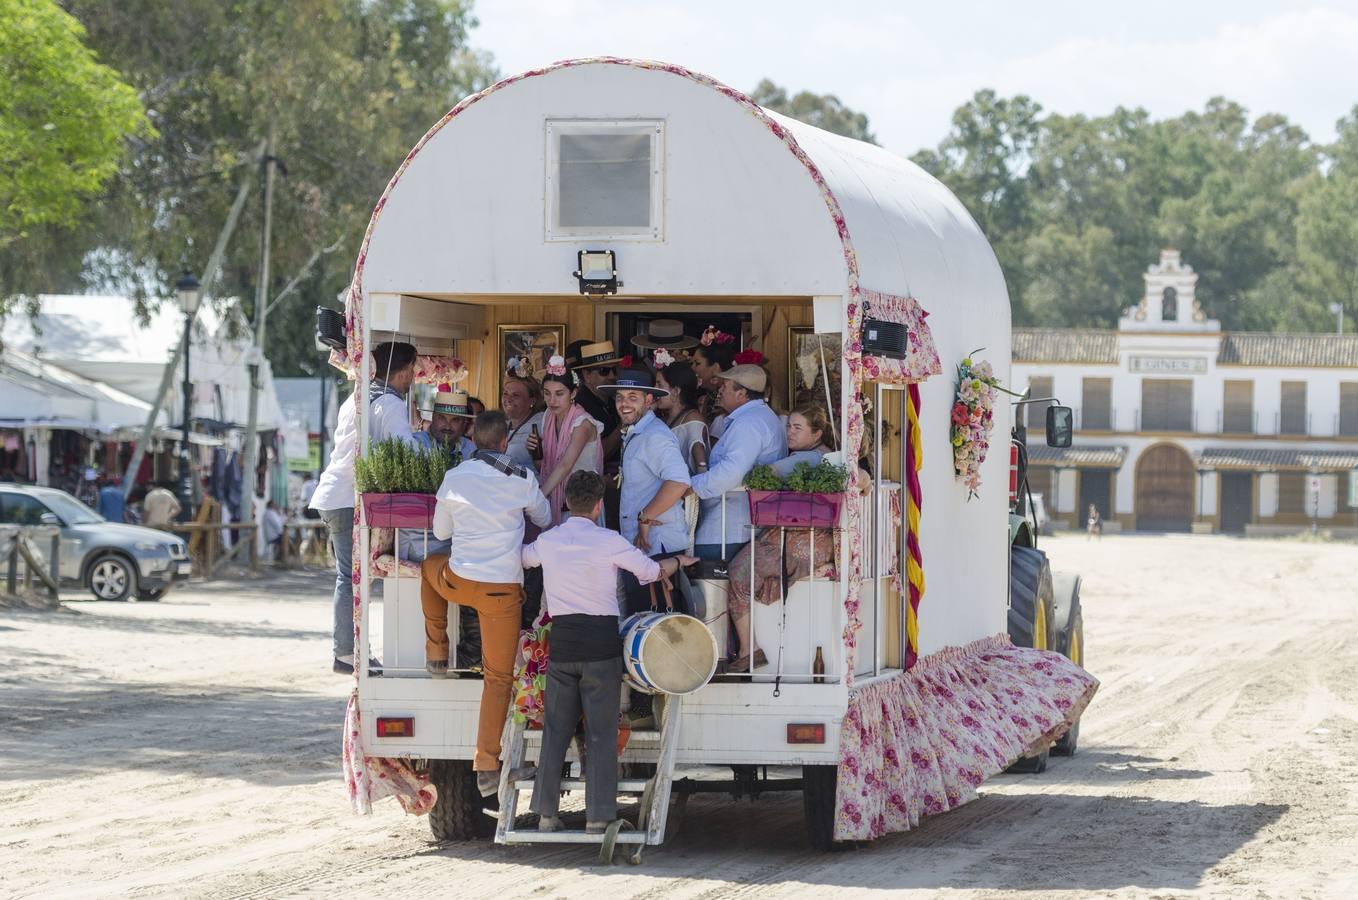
[
  {"x1": 572, "y1": 340, "x2": 623, "y2": 369},
  {"x1": 630, "y1": 319, "x2": 699, "y2": 351},
  {"x1": 432, "y1": 384, "x2": 475, "y2": 418}
]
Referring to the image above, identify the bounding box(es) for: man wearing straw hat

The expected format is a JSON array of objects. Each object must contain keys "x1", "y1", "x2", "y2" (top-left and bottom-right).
[
  {"x1": 567, "y1": 339, "x2": 624, "y2": 526},
  {"x1": 402, "y1": 384, "x2": 477, "y2": 565}
]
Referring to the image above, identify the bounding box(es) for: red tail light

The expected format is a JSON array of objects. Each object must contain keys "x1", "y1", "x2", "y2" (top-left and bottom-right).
[
  {"x1": 1008, "y1": 443, "x2": 1020, "y2": 505},
  {"x1": 376, "y1": 716, "x2": 415, "y2": 738},
  {"x1": 787, "y1": 723, "x2": 826, "y2": 744}
]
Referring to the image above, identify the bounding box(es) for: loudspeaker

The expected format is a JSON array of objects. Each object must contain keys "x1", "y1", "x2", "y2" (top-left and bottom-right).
[
  {"x1": 315, "y1": 306, "x2": 346, "y2": 351},
  {"x1": 861, "y1": 317, "x2": 908, "y2": 359}
]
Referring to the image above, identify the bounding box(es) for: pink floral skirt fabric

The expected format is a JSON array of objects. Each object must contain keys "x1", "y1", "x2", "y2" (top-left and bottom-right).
[
  {"x1": 343, "y1": 691, "x2": 437, "y2": 815},
  {"x1": 834, "y1": 634, "x2": 1097, "y2": 842}
]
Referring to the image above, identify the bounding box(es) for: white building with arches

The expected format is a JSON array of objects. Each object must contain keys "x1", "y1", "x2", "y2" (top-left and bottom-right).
[{"x1": 1012, "y1": 249, "x2": 1358, "y2": 534}]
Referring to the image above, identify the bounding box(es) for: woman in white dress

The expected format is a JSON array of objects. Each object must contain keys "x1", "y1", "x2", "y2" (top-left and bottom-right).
[
  {"x1": 655, "y1": 361, "x2": 709, "y2": 475},
  {"x1": 528, "y1": 356, "x2": 603, "y2": 526}
]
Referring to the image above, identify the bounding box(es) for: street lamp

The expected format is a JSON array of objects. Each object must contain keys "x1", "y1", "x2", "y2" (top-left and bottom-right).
[
  {"x1": 1330, "y1": 302, "x2": 1345, "y2": 335},
  {"x1": 175, "y1": 270, "x2": 201, "y2": 520}
]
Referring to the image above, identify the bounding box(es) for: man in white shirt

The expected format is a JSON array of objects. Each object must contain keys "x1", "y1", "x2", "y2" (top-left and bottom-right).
[
  {"x1": 689, "y1": 364, "x2": 787, "y2": 559},
  {"x1": 300, "y1": 472, "x2": 319, "y2": 520},
  {"x1": 420, "y1": 410, "x2": 552, "y2": 796},
  {"x1": 309, "y1": 341, "x2": 419, "y2": 675}
]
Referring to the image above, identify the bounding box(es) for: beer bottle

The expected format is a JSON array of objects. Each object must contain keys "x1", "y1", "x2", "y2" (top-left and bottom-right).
[
  {"x1": 812, "y1": 646, "x2": 825, "y2": 683},
  {"x1": 529, "y1": 423, "x2": 542, "y2": 460}
]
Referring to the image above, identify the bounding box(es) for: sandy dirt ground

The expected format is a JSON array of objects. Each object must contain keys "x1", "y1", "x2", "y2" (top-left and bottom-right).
[{"x1": 2, "y1": 534, "x2": 1358, "y2": 899}]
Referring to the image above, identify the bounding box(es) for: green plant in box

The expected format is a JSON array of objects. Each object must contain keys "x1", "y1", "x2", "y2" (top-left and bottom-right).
[
  {"x1": 355, "y1": 438, "x2": 456, "y2": 494},
  {"x1": 743, "y1": 460, "x2": 848, "y2": 493}
]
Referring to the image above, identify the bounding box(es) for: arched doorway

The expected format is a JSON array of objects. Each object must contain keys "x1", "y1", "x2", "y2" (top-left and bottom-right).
[{"x1": 1135, "y1": 444, "x2": 1194, "y2": 531}]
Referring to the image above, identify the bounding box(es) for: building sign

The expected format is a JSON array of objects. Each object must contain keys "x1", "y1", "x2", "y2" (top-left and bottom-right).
[
  {"x1": 288, "y1": 436, "x2": 321, "y2": 472},
  {"x1": 1129, "y1": 356, "x2": 1208, "y2": 375}
]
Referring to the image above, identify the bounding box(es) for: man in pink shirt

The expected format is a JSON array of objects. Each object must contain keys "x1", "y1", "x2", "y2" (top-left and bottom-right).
[{"x1": 521, "y1": 470, "x2": 695, "y2": 833}]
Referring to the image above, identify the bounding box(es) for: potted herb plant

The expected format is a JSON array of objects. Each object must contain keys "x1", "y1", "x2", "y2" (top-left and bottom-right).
[
  {"x1": 743, "y1": 459, "x2": 850, "y2": 528},
  {"x1": 354, "y1": 438, "x2": 456, "y2": 529}
]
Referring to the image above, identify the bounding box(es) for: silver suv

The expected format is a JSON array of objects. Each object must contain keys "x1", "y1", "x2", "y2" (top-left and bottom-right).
[{"x1": 0, "y1": 485, "x2": 191, "y2": 601}]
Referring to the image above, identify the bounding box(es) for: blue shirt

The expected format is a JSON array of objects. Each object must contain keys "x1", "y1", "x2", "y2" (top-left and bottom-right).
[
  {"x1": 619, "y1": 411, "x2": 691, "y2": 553},
  {"x1": 98, "y1": 485, "x2": 126, "y2": 522},
  {"x1": 690, "y1": 399, "x2": 787, "y2": 546}
]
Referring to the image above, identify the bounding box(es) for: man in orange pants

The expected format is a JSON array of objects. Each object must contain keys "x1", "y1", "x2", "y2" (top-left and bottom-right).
[{"x1": 421, "y1": 410, "x2": 551, "y2": 796}]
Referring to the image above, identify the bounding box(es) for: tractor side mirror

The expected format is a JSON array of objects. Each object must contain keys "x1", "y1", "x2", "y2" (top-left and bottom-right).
[{"x1": 1046, "y1": 406, "x2": 1073, "y2": 448}]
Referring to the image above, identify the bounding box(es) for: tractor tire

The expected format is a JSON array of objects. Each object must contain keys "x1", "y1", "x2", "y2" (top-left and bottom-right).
[
  {"x1": 427, "y1": 759, "x2": 493, "y2": 841},
  {"x1": 1007, "y1": 546, "x2": 1057, "y2": 774},
  {"x1": 802, "y1": 764, "x2": 841, "y2": 852},
  {"x1": 1051, "y1": 607, "x2": 1084, "y2": 757},
  {"x1": 1008, "y1": 545, "x2": 1057, "y2": 652}
]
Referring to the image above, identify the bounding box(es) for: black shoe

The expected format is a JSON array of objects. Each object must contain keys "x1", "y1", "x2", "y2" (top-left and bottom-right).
[{"x1": 333, "y1": 657, "x2": 382, "y2": 675}]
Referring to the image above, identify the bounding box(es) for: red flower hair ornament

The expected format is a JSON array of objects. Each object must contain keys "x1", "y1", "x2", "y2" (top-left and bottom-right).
[{"x1": 734, "y1": 349, "x2": 766, "y2": 367}]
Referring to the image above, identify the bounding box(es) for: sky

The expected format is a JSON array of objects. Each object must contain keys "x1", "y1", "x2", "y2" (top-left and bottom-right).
[{"x1": 471, "y1": 0, "x2": 1358, "y2": 156}]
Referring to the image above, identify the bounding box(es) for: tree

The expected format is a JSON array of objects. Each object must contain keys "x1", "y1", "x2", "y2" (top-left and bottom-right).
[
  {"x1": 1293, "y1": 106, "x2": 1358, "y2": 333},
  {"x1": 751, "y1": 79, "x2": 877, "y2": 144},
  {"x1": 2, "y1": 0, "x2": 497, "y2": 375},
  {"x1": 0, "y1": 0, "x2": 149, "y2": 251}
]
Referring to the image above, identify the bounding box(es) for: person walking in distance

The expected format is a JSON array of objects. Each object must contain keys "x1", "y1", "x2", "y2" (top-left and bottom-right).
[{"x1": 420, "y1": 410, "x2": 552, "y2": 797}]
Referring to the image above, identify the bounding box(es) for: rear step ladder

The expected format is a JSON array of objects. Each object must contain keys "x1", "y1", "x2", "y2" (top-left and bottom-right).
[{"x1": 494, "y1": 695, "x2": 683, "y2": 864}]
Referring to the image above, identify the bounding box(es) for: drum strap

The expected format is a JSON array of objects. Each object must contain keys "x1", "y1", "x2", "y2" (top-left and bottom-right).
[{"x1": 648, "y1": 571, "x2": 675, "y2": 613}]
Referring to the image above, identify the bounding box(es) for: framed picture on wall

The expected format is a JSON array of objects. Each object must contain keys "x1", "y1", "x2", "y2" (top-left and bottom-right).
[
  {"x1": 499, "y1": 324, "x2": 567, "y2": 383},
  {"x1": 787, "y1": 327, "x2": 842, "y2": 413}
]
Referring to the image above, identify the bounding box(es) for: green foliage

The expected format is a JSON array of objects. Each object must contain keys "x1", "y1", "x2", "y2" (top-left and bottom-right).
[
  {"x1": 913, "y1": 91, "x2": 1353, "y2": 332},
  {"x1": 751, "y1": 79, "x2": 877, "y2": 145},
  {"x1": 743, "y1": 461, "x2": 848, "y2": 494},
  {"x1": 3, "y1": 0, "x2": 497, "y2": 370},
  {"x1": 0, "y1": 0, "x2": 150, "y2": 250},
  {"x1": 354, "y1": 438, "x2": 455, "y2": 494}
]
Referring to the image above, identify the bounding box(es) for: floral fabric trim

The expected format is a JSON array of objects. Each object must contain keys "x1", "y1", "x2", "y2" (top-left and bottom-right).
[
  {"x1": 834, "y1": 634, "x2": 1098, "y2": 842},
  {"x1": 850, "y1": 291, "x2": 942, "y2": 385},
  {"x1": 342, "y1": 690, "x2": 437, "y2": 815},
  {"x1": 511, "y1": 612, "x2": 551, "y2": 726}
]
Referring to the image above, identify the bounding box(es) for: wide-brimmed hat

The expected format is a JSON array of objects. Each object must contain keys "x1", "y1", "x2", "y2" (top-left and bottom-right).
[
  {"x1": 631, "y1": 319, "x2": 699, "y2": 351},
  {"x1": 572, "y1": 340, "x2": 623, "y2": 369},
  {"x1": 717, "y1": 364, "x2": 768, "y2": 393},
  {"x1": 432, "y1": 384, "x2": 476, "y2": 418},
  {"x1": 597, "y1": 368, "x2": 669, "y2": 397}
]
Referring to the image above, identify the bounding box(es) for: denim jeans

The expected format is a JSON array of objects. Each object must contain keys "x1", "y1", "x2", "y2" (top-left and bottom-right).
[{"x1": 321, "y1": 506, "x2": 355, "y2": 658}]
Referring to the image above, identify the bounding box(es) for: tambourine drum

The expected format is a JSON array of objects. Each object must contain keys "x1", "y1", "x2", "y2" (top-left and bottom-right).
[{"x1": 620, "y1": 612, "x2": 718, "y2": 696}]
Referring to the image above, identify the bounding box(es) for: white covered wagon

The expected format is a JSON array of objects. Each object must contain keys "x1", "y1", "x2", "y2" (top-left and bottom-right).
[{"x1": 336, "y1": 57, "x2": 1095, "y2": 853}]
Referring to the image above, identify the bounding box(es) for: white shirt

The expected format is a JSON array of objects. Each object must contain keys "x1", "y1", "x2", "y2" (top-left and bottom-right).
[
  {"x1": 522, "y1": 516, "x2": 661, "y2": 618},
  {"x1": 300, "y1": 477, "x2": 318, "y2": 506},
  {"x1": 309, "y1": 390, "x2": 419, "y2": 512},
  {"x1": 262, "y1": 507, "x2": 285, "y2": 542},
  {"x1": 433, "y1": 455, "x2": 552, "y2": 584}
]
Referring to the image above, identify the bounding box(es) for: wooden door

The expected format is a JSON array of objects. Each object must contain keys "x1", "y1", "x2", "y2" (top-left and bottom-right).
[
  {"x1": 1135, "y1": 444, "x2": 1194, "y2": 531},
  {"x1": 1219, "y1": 472, "x2": 1253, "y2": 533}
]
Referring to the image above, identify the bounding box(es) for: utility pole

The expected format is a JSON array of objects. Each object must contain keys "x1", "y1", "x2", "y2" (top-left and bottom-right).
[
  {"x1": 239, "y1": 124, "x2": 278, "y2": 520},
  {"x1": 122, "y1": 139, "x2": 267, "y2": 499}
]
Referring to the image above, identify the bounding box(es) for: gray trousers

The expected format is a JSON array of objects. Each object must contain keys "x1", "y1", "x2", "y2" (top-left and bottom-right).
[
  {"x1": 320, "y1": 507, "x2": 354, "y2": 658},
  {"x1": 531, "y1": 656, "x2": 622, "y2": 823}
]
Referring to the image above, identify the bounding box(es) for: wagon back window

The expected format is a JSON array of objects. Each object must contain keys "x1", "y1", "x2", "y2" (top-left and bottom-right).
[{"x1": 547, "y1": 121, "x2": 662, "y2": 241}]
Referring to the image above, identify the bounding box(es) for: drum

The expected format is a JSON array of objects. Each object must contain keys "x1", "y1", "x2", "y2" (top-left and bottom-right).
[{"x1": 620, "y1": 611, "x2": 718, "y2": 695}]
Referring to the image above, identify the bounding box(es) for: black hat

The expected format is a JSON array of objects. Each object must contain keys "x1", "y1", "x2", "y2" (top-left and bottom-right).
[{"x1": 597, "y1": 368, "x2": 669, "y2": 397}]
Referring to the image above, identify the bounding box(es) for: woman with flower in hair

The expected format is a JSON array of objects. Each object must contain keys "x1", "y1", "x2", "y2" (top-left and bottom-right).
[
  {"x1": 655, "y1": 358, "x2": 710, "y2": 475},
  {"x1": 693, "y1": 325, "x2": 737, "y2": 427},
  {"x1": 527, "y1": 355, "x2": 604, "y2": 525}
]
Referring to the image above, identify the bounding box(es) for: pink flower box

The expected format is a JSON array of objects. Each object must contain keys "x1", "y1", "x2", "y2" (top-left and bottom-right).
[
  {"x1": 747, "y1": 490, "x2": 844, "y2": 528},
  {"x1": 361, "y1": 492, "x2": 437, "y2": 529}
]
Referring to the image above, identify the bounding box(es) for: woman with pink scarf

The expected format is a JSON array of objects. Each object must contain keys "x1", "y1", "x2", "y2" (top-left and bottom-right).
[{"x1": 526, "y1": 355, "x2": 604, "y2": 525}]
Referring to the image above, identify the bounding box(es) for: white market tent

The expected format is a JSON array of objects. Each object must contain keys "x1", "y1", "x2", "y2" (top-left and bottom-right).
[
  {"x1": 2, "y1": 294, "x2": 287, "y2": 432},
  {"x1": 0, "y1": 348, "x2": 164, "y2": 434}
]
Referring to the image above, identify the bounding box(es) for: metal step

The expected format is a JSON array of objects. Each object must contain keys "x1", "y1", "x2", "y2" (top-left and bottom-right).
[
  {"x1": 503, "y1": 829, "x2": 646, "y2": 845},
  {"x1": 513, "y1": 777, "x2": 650, "y2": 793}
]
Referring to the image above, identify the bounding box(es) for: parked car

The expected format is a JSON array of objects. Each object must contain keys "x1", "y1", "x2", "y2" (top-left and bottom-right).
[{"x1": 0, "y1": 485, "x2": 191, "y2": 601}]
